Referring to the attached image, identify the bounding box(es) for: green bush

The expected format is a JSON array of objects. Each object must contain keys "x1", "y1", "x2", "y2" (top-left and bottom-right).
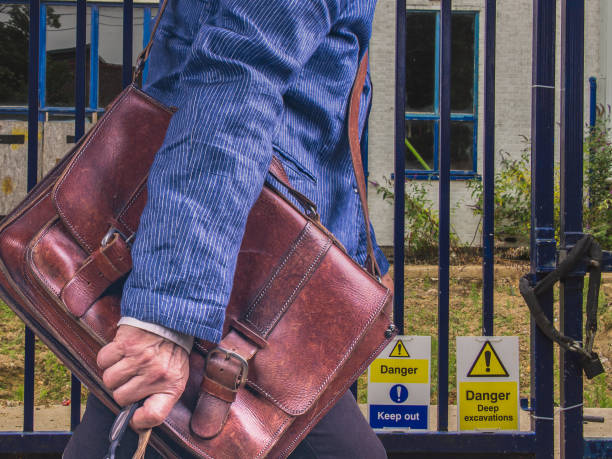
[
  {"x1": 466, "y1": 141, "x2": 535, "y2": 244},
  {"x1": 467, "y1": 109, "x2": 612, "y2": 248},
  {"x1": 369, "y1": 177, "x2": 460, "y2": 257},
  {"x1": 584, "y1": 109, "x2": 612, "y2": 248}
]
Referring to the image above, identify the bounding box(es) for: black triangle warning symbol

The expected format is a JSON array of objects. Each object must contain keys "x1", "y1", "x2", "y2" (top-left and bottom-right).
[
  {"x1": 467, "y1": 341, "x2": 509, "y2": 377},
  {"x1": 389, "y1": 340, "x2": 411, "y2": 358}
]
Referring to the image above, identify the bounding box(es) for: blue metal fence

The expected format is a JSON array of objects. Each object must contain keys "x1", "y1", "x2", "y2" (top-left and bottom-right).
[
  {"x1": 0, "y1": 0, "x2": 156, "y2": 116},
  {"x1": 0, "y1": 0, "x2": 611, "y2": 457}
]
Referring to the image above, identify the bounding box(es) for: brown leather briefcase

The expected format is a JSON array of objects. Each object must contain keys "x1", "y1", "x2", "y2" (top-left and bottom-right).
[{"x1": 0, "y1": 5, "x2": 395, "y2": 458}]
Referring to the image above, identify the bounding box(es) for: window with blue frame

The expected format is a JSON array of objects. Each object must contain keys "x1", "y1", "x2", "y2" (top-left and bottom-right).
[
  {"x1": 0, "y1": 1, "x2": 157, "y2": 115},
  {"x1": 405, "y1": 10, "x2": 479, "y2": 179}
]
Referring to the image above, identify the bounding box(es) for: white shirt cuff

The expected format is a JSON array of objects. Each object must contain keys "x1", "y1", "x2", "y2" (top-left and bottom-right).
[{"x1": 118, "y1": 317, "x2": 194, "y2": 353}]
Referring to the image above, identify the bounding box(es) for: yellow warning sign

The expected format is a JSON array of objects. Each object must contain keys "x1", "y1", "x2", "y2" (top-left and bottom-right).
[
  {"x1": 389, "y1": 340, "x2": 411, "y2": 357},
  {"x1": 458, "y1": 381, "x2": 518, "y2": 430},
  {"x1": 467, "y1": 341, "x2": 509, "y2": 377},
  {"x1": 369, "y1": 359, "x2": 428, "y2": 383}
]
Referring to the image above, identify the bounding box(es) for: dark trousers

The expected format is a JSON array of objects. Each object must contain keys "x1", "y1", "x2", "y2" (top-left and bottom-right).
[{"x1": 63, "y1": 391, "x2": 387, "y2": 459}]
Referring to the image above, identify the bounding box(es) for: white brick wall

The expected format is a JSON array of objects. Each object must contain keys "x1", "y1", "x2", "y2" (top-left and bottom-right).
[{"x1": 368, "y1": 0, "x2": 604, "y2": 247}]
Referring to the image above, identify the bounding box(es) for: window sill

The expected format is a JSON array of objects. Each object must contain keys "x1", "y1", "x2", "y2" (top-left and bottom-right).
[{"x1": 390, "y1": 171, "x2": 482, "y2": 181}]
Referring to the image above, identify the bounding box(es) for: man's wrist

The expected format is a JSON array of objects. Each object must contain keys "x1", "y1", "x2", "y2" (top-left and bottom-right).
[{"x1": 117, "y1": 317, "x2": 194, "y2": 353}]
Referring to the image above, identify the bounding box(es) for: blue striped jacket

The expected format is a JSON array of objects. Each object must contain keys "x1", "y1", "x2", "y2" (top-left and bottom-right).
[{"x1": 121, "y1": 0, "x2": 389, "y2": 343}]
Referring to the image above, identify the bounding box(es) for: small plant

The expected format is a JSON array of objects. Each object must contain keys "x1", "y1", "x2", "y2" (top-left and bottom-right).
[
  {"x1": 584, "y1": 107, "x2": 612, "y2": 248},
  {"x1": 369, "y1": 177, "x2": 461, "y2": 258},
  {"x1": 467, "y1": 111, "x2": 612, "y2": 249},
  {"x1": 467, "y1": 143, "x2": 532, "y2": 244},
  {"x1": 584, "y1": 374, "x2": 612, "y2": 408}
]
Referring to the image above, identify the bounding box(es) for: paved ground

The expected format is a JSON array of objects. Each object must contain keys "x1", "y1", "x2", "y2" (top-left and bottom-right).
[{"x1": 0, "y1": 404, "x2": 608, "y2": 457}]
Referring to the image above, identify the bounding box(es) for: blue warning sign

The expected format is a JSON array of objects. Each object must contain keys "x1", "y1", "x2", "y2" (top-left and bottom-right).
[
  {"x1": 369, "y1": 405, "x2": 428, "y2": 429},
  {"x1": 389, "y1": 384, "x2": 409, "y2": 403}
]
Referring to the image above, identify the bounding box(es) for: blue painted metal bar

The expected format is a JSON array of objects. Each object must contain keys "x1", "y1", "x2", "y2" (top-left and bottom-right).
[
  {"x1": 433, "y1": 120, "x2": 439, "y2": 174},
  {"x1": 24, "y1": 0, "x2": 41, "y2": 434},
  {"x1": 75, "y1": 0, "x2": 86, "y2": 138},
  {"x1": 433, "y1": 13, "x2": 440, "y2": 170},
  {"x1": 123, "y1": 0, "x2": 134, "y2": 87},
  {"x1": 559, "y1": 2, "x2": 585, "y2": 458},
  {"x1": 393, "y1": 0, "x2": 406, "y2": 335},
  {"x1": 588, "y1": 77, "x2": 597, "y2": 208},
  {"x1": 530, "y1": 1, "x2": 556, "y2": 457},
  {"x1": 23, "y1": 329, "x2": 35, "y2": 432},
  {"x1": 380, "y1": 432, "x2": 537, "y2": 454},
  {"x1": 471, "y1": 13, "x2": 480, "y2": 175},
  {"x1": 405, "y1": 113, "x2": 477, "y2": 121},
  {"x1": 589, "y1": 77, "x2": 597, "y2": 129},
  {"x1": 143, "y1": 7, "x2": 152, "y2": 84},
  {"x1": 71, "y1": 0, "x2": 87, "y2": 430},
  {"x1": 481, "y1": 0, "x2": 495, "y2": 336},
  {"x1": 0, "y1": 0, "x2": 155, "y2": 5},
  {"x1": 0, "y1": 432, "x2": 71, "y2": 453},
  {"x1": 584, "y1": 439, "x2": 612, "y2": 458},
  {"x1": 90, "y1": 6, "x2": 100, "y2": 110},
  {"x1": 0, "y1": 107, "x2": 104, "y2": 115},
  {"x1": 38, "y1": 3, "x2": 46, "y2": 110},
  {"x1": 27, "y1": 0, "x2": 40, "y2": 191},
  {"x1": 433, "y1": 12, "x2": 440, "y2": 116},
  {"x1": 437, "y1": 0, "x2": 451, "y2": 433}
]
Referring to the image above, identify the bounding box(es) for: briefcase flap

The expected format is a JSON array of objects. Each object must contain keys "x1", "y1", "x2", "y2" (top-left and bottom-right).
[
  {"x1": 51, "y1": 86, "x2": 175, "y2": 254},
  {"x1": 216, "y1": 187, "x2": 392, "y2": 416},
  {"x1": 244, "y1": 242, "x2": 390, "y2": 416}
]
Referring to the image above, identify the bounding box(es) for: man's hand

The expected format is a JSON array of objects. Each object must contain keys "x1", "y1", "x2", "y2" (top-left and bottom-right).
[{"x1": 97, "y1": 325, "x2": 189, "y2": 430}]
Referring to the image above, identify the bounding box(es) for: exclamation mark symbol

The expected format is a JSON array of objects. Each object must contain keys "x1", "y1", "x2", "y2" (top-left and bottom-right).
[
  {"x1": 485, "y1": 351, "x2": 491, "y2": 372},
  {"x1": 396, "y1": 386, "x2": 402, "y2": 402}
]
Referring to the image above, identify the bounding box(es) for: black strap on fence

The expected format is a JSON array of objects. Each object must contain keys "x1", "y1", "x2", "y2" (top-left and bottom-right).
[{"x1": 519, "y1": 234, "x2": 605, "y2": 379}]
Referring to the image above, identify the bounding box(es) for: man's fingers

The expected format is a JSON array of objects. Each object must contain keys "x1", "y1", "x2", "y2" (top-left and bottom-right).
[
  {"x1": 111, "y1": 375, "x2": 166, "y2": 407},
  {"x1": 96, "y1": 341, "x2": 125, "y2": 370},
  {"x1": 131, "y1": 393, "x2": 177, "y2": 430},
  {"x1": 102, "y1": 357, "x2": 139, "y2": 391}
]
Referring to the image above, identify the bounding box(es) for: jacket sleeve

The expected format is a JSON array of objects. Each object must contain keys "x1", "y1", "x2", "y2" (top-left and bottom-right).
[{"x1": 120, "y1": 0, "x2": 345, "y2": 343}]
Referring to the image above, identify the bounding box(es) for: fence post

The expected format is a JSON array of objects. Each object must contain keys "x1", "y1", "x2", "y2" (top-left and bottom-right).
[
  {"x1": 24, "y1": 0, "x2": 41, "y2": 433},
  {"x1": 530, "y1": 1, "x2": 556, "y2": 458},
  {"x1": 437, "y1": 0, "x2": 451, "y2": 433},
  {"x1": 559, "y1": 1, "x2": 585, "y2": 457},
  {"x1": 394, "y1": 0, "x2": 406, "y2": 337},
  {"x1": 70, "y1": 0, "x2": 87, "y2": 430},
  {"x1": 481, "y1": 0, "x2": 496, "y2": 337},
  {"x1": 123, "y1": 0, "x2": 134, "y2": 88}
]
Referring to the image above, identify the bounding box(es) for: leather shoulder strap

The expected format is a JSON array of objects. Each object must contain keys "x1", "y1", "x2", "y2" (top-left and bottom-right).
[
  {"x1": 348, "y1": 52, "x2": 380, "y2": 277},
  {"x1": 133, "y1": 0, "x2": 169, "y2": 83}
]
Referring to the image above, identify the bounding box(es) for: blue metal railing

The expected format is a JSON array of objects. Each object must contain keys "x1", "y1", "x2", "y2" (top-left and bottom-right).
[
  {"x1": 382, "y1": 0, "x2": 611, "y2": 458},
  {"x1": 529, "y1": 2, "x2": 556, "y2": 458},
  {"x1": 1, "y1": 0, "x2": 612, "y2": 457}
]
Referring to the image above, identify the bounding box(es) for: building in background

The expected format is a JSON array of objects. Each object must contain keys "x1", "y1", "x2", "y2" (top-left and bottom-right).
[
  {"x1": 0, "y1": 0, "x2": 156, "y2": 215},
  {"x1": 368, "y1": 0, "x2": 611, "y2": 249}
]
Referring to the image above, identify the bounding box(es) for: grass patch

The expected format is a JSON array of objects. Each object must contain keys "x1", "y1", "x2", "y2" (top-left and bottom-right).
[
  {"x1": 1, "y1": 264, "x2": 611, "y2": 409},
  {"x1": 0, "y1": 300, "x2": 87, "y2": 406},
  {"x1": 358, "y1": 263, "x2": 612, "y2": 408}
]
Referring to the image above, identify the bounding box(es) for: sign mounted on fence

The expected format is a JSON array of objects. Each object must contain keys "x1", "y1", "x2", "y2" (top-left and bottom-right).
[
  {"x1": 456, "y1": 337, "x2": 519, "y2": 432},
  {"x1": 368, "y1": 336, "x2": 431, "y2": 431}
]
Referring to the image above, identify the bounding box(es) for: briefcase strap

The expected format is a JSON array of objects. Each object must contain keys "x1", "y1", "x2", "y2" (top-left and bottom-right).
[
  {"x1": 133, "y1": 0, "x2": 169, "y2": 82},
  {"x1": 348, "y1": 51, "x2": 380, "y2": 277}
]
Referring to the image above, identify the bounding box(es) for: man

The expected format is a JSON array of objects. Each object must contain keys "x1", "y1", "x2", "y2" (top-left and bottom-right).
[{"x1": 64, "y1": 0, "x2": 391, "y2": 457}]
